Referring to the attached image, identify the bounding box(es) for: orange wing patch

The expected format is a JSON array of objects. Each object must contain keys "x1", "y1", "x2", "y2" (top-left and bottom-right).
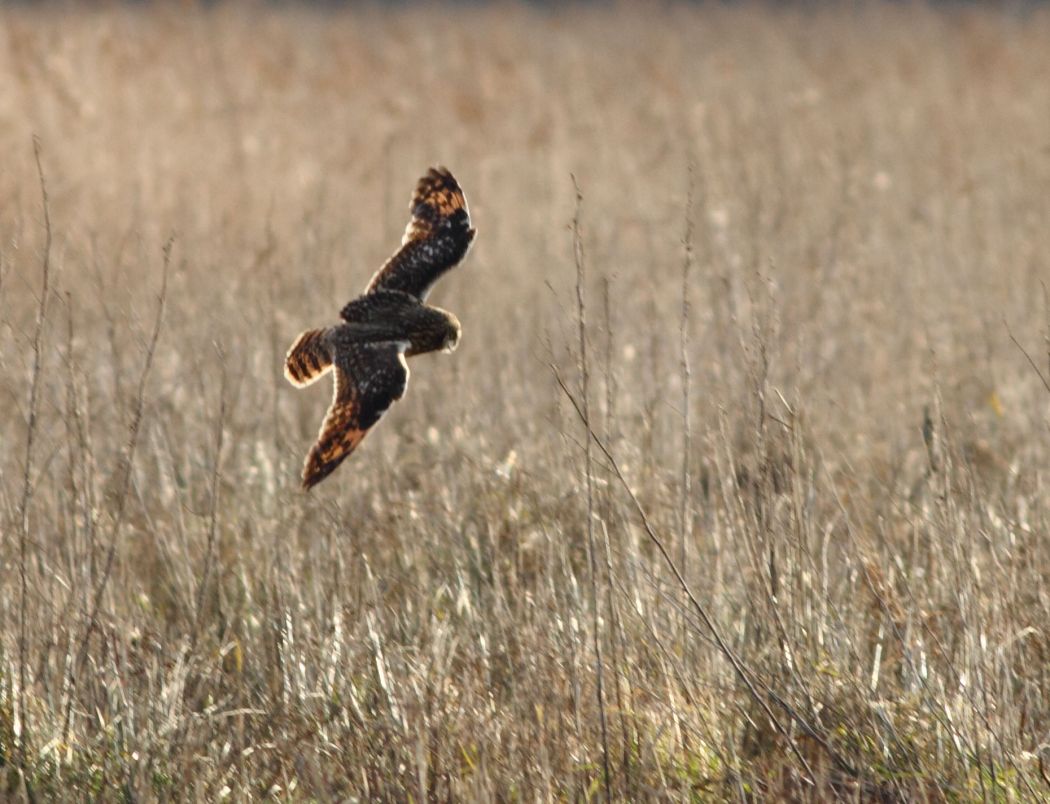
[
  {"x1": 364, "y1": 166, "x2": 476, "y2": 301},
  {"x1": 302, "y1": 389, "x2": 368, "y2": 489},
  {"x1": 400, "y1": 166, "x2": 471, "y2": 245}
]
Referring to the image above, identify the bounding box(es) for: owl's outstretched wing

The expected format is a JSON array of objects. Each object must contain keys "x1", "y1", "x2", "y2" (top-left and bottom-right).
[
  {"x1": 363, "y1": 167, "x2": 476, "y2": 302},
  {"x1": 301, "y1": 341, "x2": 409, "y2": 490}
]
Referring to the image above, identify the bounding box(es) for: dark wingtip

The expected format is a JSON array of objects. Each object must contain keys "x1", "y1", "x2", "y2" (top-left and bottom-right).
[
  {"x1": 301, "y1": 466, "x2": 326, "y2": 491},
  {"x1": 301, "y1": 460, "x2": 322, "y2": 491},
  {"x1": 427, "y1": 165, "x2": 459, "y2": 188},
  {"x1": 301, "y1": 453, "x2": 339, "y2": 491}
]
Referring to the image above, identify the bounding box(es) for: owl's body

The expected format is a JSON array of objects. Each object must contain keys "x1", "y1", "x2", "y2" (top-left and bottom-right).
[
  {"x1": 340, "y1": 291, "x2": 460, "y2": 357},
  {"x1": 285, "y1": 167, "x2": 475, "y2": 489}
]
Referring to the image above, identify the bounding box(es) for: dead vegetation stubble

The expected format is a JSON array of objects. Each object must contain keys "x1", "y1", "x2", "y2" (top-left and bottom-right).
[{"x1": 1, "y1": 3, "x2": 1049, "y2": 800}]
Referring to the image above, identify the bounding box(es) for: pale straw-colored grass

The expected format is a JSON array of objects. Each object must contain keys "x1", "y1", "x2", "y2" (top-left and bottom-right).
[{"x1": 1, "y1": 3, "x2": 1048, "y2": 799}]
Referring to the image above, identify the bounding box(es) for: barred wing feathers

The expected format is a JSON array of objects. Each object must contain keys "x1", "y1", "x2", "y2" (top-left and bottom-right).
[{"x1": 285, "y1": 328, "x2": 332, "y2": 387}]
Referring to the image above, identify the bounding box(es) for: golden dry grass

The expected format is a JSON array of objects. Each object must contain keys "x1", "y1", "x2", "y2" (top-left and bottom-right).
[{"x1": 1, "y1": 2, "x2": 1049, "y2": 800}]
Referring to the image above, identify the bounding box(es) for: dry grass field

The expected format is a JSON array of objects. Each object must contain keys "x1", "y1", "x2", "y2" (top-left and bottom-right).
[{"x1": 1, "y1": 2, "x2": 1049, "y2": 800}]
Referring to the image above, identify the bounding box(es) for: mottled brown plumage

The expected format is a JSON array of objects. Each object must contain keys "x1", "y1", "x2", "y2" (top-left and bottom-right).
[
  {"x1": 285, "y1": 167, "x2": 475, "y2": 489},
  {"x1": 365, "y1": 167, "x2": 475, "y2": 300}
]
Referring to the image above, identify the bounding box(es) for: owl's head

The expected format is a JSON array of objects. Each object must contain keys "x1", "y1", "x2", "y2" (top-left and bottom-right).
[{"x1": 442, "y1": 314, "x2": 462, "y2": 353}]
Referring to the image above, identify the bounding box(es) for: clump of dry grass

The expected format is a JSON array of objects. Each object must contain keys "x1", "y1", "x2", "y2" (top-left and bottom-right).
[{"x1": 1, "y1": 2, "x2": 1049, "y2": 799}]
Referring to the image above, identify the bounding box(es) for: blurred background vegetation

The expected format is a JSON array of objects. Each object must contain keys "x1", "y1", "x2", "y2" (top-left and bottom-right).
[{"x1": 1, "y1": 2, "x2": 1048, "y2": 799}]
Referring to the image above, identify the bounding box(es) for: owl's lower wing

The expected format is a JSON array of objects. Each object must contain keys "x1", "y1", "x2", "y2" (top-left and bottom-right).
[
  {"x1": 361, "y1": 167, "x2": 476, "y2": 303},
  {"x1": 301, "y1": 341, "x2": 409, "y2": 490}
]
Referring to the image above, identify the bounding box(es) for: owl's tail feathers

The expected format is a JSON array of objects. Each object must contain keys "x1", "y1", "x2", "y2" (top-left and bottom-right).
[{"x1": 285, "y1": 328, "x2": 333, "y2": 387}]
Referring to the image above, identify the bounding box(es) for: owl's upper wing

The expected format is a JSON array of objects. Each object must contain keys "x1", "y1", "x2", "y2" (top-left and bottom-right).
[
  {"x1": 363, "y1": 167, "x2": 476, "y2": 301},
  {"x1": 301, "y1": 341, "x2": 409, "y2": 490}
]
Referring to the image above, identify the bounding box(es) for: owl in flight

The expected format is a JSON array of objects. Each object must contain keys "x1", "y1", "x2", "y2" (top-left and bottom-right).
[{"x1": 285, "y1": 167, "x2": 476, "y2": 489}]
